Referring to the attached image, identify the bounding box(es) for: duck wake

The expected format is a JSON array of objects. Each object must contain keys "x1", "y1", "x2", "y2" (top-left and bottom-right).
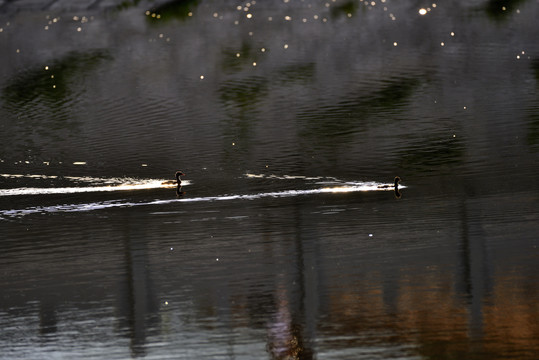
[
  {"x1": 0, "y1": 173, "x2": 189, "y2": 197},
  {"x1": 0, "y1": 173, "x2": 402, "y2": 219}
]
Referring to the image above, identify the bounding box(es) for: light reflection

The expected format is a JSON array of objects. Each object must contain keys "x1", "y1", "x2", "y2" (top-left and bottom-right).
[{"x1": 0, "y1": 179, "x2": 191, "y2": 197}]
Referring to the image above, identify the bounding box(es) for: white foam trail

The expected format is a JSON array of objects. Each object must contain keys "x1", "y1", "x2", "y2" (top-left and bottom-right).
[
  {"x1": 1, "y1": 173, "x2": 117, "y2": 182},
  {"x1": 244, "y1": 173, "x2": 335, "y2": 181},
  {"x1": 0, "y1": 184, "x2": 399, "y2": 219},
  {"x1": 0, "y1": 179, "x2": 190, "y2": 197}
]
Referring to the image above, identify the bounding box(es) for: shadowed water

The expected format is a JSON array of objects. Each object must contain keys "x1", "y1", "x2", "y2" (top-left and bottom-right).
[{"x1": 0, "y1": 0, "x2": 538, "y2": 359}]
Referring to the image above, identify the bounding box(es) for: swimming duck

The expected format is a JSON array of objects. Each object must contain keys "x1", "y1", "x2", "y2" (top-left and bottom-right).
[
  {"x1": 161, "y1": 170, "x2": 186, "y2": 186},
  {"x1": 175, "y1": 170, "x2": 185, "y2": 185},
  {"x1": 378, "y1": 176, "x2": 401, "y2": 189},
  {"x1": 175, "y1": 171, "x2": 186, "y2": 197}
]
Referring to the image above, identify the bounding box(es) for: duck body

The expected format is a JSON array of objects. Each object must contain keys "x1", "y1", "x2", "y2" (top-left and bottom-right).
[
  {"x1": 161, "y1": 170, "x2": 186, "y2": 186},
  {"x1": 378, "y1": 176, "x2": 401, "y2": 189}
]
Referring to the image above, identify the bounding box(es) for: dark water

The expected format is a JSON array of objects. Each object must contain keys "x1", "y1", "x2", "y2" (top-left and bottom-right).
[{"x1": 1, "y1": 0, "x2": 538, "y2": 358}]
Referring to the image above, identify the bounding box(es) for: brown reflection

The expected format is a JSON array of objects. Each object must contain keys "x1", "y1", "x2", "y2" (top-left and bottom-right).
[
  {"x1": 483, "y1": 275, "x2": 539, "y2": 357},
  {"x1": 318, "y1": 201, "x2": 538, "y2": 360},
  {"x1": 324, "y1": 270, "x2": 472, "y2": 358}
]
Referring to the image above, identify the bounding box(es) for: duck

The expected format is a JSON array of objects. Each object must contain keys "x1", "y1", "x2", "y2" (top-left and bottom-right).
[
  {"x1": 161, "y1": 170, "x2": 186, "y2": 186},
  {"x1": 378, "y1": 176, "x2": 401, "y2": 189},
  {"x1": 175, "y1": 170, "x2": 185, "y2": 185},
  {"x1": 175, "y1": 171, "x2": 186, "y2": 197}
]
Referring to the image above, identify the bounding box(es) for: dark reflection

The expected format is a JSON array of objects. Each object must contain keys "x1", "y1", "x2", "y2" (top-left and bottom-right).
[
  {"x1": 526, "y1": 60, "x2": 539, "y2": 149},
  {"x1": 219, "y1": 76, "x2": 268, "y2": 163},
  {"x1": 220, "y1": 76, "x2": 268, "y2": 112},
  {"x1": 246, "y1": 291, "x2": 275, "y2": 328},
  {"x1": 2, "y1": 50, "x2": 111, "y2": 108},
  {"x1": 145, "y1": 0, "x2": 199, "y2": 23},
  {"x1": 221, "y1": 42, "x2": 262, "y2": 74},
  {"x1": 176, "y1": 184, "x2": 185, "y2": 196},
  {"x1": 1, "y1": 50, "x2": 111, "y2": 157},
  {"x1": 299, "y1": 76, "x2": 421, "y2": 147},
  {"x1": 456, "y1": 196, "x2": 493, "y2": 343},
  {"x1": 116, "y1": 0, "x2": 142, "y2": 11},
  {"x1": 394, "y1": 186, "x2": 402, "y2": 199},
  {"x1": 274, "y1": 63, "x2": 316, "y2": 85},
  {"x1": 117, "y1": 227, "x2": 160, "y2": 358},
  {"x1": 264, "y1": 203, "x2": 315, "y2": 359},
  {"x1": 397, "y1": 136, "x2": 464, "y2": 173},
  {"x1": 39, "y1": 301, "x2": 58, "y2": 337},
  {"x1": 484, "y1": 0, "x2": 529, "y2": 21},
  {"x1": 457, "y1": 200, "x2": 473, "y2": 300},
  {"x1": 330, "y1": 0, "x2": 359, "y2": 18},
  {"x1": 526, "y1": 112, "x2": 539, "y2": 149}
]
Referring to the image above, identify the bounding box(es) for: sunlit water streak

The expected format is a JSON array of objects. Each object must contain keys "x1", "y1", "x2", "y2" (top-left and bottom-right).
[
  {"x1": 0, "y1": 173, "x2": 403, "y2": 219},
  {"x1": 1, "y1": 173, "x2": 178, "y2": 184},
  {"x1": 0, "y1": 182, "x2": 188, "y2": 196},
  {"x1": 0, "y1": 173, "x2": 190, "y2": 197}
]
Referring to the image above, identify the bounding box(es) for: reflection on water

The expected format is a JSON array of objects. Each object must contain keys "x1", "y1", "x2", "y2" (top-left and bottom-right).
[
  {"x1": 1, "y1": 185, "x2": 537, "y2": 359},
  {"x1": 298, "y1": 75, "x2": 421, "y2": 148},
  {"x1": 1, "y1": 50, "x2": 111, "y2": 162},
  {"x1": 484, "y1": 0, "x2": 528, "y2": 21},
  {"x1": 0, "y1": 0, "x2": 538, "y2": 359},
  {"x1": 0, "y1": 173, "x2": 401, "y2": 218},
  {"x1": 0, "y1": 173, "x2": 190, "y2": 197},
  {"x1": 145, "y1": 0, "x2": 200, "y2": 23}
]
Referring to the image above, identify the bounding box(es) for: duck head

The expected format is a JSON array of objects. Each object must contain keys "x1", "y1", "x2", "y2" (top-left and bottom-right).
[{"x1": 175, "y1": 171, "x2": 186, "y2": 180}]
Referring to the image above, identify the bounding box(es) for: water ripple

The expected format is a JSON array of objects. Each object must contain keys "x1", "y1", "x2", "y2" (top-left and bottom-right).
[{"x1": 0, "y1": 180, "x2": 402, "y2": 219}]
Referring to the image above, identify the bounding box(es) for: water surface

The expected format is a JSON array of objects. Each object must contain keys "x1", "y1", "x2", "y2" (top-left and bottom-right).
[{"x1": 0, "y1": 0, "x2": 538, "y2": 359}]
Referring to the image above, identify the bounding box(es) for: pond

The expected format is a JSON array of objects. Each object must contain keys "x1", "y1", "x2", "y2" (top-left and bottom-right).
[{"x1": 0, "y1": 0, "x2": 538, "y2": 359}]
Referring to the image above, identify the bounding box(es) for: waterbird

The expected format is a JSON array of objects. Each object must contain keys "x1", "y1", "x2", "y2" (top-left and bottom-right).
[
  {"x1": 377, "y1": 176, "x2": 401, "y2": 189},
  {"x1": 175, "y1": 170, "x2": 185, "y2": 185},
  {"x1": 175, "y1": 171, "x2": 186, "y2": 197},
  {"x1": 161, "y1": 170, "x2": 186, "y2": 186}
]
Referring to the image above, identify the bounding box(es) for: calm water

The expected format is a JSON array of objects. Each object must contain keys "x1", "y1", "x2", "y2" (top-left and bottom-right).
[{"x1": 1, "y1": 0, "x2": 538, "y2": 359}]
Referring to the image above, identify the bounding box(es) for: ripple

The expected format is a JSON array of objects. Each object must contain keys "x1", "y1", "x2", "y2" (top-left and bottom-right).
[
  {"x1": 0, "y1": 180, "x2": 401, "y2": 219},
  {"x1": 0, "y1": 173, "x2": 190, "y2": 197}
]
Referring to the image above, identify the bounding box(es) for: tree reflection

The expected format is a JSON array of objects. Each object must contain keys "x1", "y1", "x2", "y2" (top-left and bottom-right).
[
  {"x1": 1, "y1": 50, "x2": 111, "y2": 159},
  {"x1": 145, "y1": 0, "x2": 199, "y2": 23},
  {"x1": 484, "y1": 0, "x2": 529, "y2": 21}
]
